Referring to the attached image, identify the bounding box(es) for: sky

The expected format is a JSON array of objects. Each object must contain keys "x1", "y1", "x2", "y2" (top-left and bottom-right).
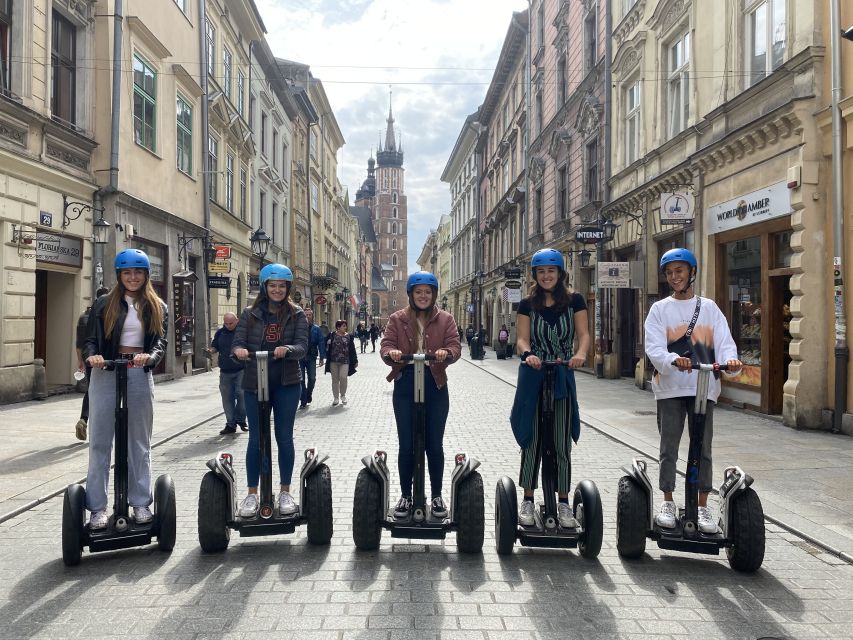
[{"x1": 256, "y1": 0, "x2": 528, "y2": 275}]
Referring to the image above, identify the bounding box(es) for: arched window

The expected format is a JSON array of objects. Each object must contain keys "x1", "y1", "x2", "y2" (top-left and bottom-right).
[
  {"x1": 392, "y1": 207, "x2": 398, "y2": 219},
  {"x1": 392, "y1": 222, "x2": 397, "y2": 234},
  {"x1": 392, "y1": 238, "x2": 397, "y2": 249},
  {"x1": 392, "y1": 192, "x2": 397, "y2": 203},
  {"x1": 392, "y1": 254, "x2": 398, "y2": 266}
]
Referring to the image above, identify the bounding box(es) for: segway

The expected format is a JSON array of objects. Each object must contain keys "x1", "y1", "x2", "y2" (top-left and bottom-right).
[
  {"x1": 616, "y1": 362, "x2": 765, "y2": 572},
  {"x1": 62, "y1": 358, "x2": 176, "y2": 566},
  {"x1": 494, "y1": 359, "x2": 603, "y2": 558},
  {"x1": 197, "y1": 351, "x2": 332, "y2": 552},
  {"x1": 352, "y1": 354, "x2": 484, "y2": 553}
]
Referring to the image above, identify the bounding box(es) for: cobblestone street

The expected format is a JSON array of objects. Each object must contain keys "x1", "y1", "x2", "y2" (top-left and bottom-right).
[{"x1": 1, "y1": 352, "x2": 851, "y2": 639}]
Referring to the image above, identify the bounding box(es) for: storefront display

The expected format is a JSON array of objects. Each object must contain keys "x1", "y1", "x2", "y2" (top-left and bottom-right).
[{"x1": 726, "y1": 237, "x2": 762, "y2": 387}]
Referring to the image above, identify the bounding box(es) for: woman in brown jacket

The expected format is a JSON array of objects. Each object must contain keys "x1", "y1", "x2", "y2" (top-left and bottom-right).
[{"x1": 380, "y1": 271, "x2": 461, "y2": 520}]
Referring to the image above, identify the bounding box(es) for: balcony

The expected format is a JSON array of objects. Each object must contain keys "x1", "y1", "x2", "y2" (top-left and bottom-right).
[{"x1": 312, "y1": 262, "x2": 339, "y2": 291}]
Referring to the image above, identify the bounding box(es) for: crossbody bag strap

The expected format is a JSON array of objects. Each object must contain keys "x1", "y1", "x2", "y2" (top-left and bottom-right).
[{"x1": 683, "y1": 297, "x2": 702, "y2": 339}]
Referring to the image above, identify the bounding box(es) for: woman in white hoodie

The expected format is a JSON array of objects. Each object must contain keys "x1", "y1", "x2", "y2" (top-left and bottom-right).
[{"x1": 644, "y1": 248, "x2": 742, "y2": 534}]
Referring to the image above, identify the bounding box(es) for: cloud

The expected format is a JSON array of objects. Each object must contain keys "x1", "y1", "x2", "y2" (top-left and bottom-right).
[{"x1": 257, "y1": 0, "x2": 528, "y2": 275}]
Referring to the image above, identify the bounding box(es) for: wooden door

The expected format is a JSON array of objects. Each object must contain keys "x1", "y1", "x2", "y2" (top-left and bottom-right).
[{"x1": 34, "y1": 270, "x2": 47, "y2": 364}]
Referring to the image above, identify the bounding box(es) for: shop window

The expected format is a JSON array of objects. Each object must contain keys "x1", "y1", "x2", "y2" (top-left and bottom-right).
[
  {"x1": 726, "y1": 237, "x2": 762, "y2": 386},
  {"x1": 773, "y1": 230, "x2": 793, "y2": 268}
]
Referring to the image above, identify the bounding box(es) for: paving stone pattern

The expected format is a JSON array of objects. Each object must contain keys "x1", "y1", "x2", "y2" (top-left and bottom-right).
[{"x1": 0, "y1": 353, "x2": 851, "y2": 639}]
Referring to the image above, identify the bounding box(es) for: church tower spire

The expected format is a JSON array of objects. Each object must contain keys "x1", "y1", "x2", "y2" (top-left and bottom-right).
[
  {"x1": 384, "y1": 91, "x2": 396, "y2": 152},
  {"x1": 376, "y1": 89, "x2": 404, "y2": 168}
]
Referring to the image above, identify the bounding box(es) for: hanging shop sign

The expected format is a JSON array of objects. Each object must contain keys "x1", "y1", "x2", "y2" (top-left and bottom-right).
[
  {"x1": 213, "y1": 245, "x2": 231, "y2": 260},
  {"x1": 707, "y1": 181, "x2": 792, "y2": 235},
  {"x1": 207, "y1": 276, "x2": 230, "y2": 289},
  {"x1": 504, "y1": 280, "x2": 522, "y2": 289},
  {"x1": 660, "y1": 192, "x2": 695, "y2": 225},
  {"x1": 502, "y1": 287, "x2": 522, "y2": 303},
  {"x1": 315, "y1": 294, "x2": 328, "y2": 306},
  {"x1": 504, "y1": 267, "x2": 522, "y2": 279},
  {"x1": 597, "y1": 261, "x2": 631, "y2": 288},
  {"x1": 208, "y1": 261, "x2": 231, "y2": 273},
  {"x1": 575, "y1": 226, "x2": 607, "y2": 244},
  {"x1": 34, "y1": 233, "x2": 83, "y2": 268}
]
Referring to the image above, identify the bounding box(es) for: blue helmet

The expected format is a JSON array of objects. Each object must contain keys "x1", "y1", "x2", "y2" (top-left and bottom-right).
[
  {"x1": 260, "y1": 264, "x2": 293, "y2": 288},
  {"x1": 406, "y1": 271, "x2": 439, "y2": 293},
  {"x1": 660, "y1": 248, "x2": 697, "y2": 271},
  {"x1": 114, "y1": 248, "x2": 150, "y2": 271},
  {"x1": 531, "y1": 248, "x2": 564, "y2": 272}
]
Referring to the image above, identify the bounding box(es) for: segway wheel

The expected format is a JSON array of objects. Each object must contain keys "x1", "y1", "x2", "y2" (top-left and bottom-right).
[
  {"x1": 455, "y1": 471, "x2": 484, "y2": 554},
  {"x1": 154, "y1": 474, "x2": 177, "y2": 552},
  {"x1": 616, "y1": 476, "x2": 648, "y2": 558},
  {"x1": 726, "y1": 487, "x2": 765, "y2": 573},
  {"x1": 352, "y1": 468, "x2": 382, "y2": 551},
  {"x1": 574, "y1": 480, "x2": 603, "y2": 559},
  {"x1": 305, "y1": 464, "x2": 334, "y2": 545},
  {"x1": 494, "y1": 476, "x2": 517, "y2": 555},
  {"x1": 62, "y1": 484, "x2": 86, "y2": 566},
  {"x1": 198, "y1": 471, "x2": 231, "y2": 553}
]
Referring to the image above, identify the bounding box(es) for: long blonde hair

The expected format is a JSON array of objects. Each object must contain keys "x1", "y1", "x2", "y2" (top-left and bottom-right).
[{"x1": 104, "y1": 272, "x2": 164, "y2": 338}]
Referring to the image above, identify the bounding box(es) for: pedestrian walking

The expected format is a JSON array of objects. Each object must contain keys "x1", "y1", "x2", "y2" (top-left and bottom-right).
[
  {"x1": 380, "y1": 271, "x2": 461, "y2": 520},
  {"x1": 645, "y1": 248, "x2": 742, "y2": 533},
  {"x1": 511, "y1": 248, "x2": 589, "y2": 529},
  {"x1": 210, "y1": 312, "x2": 247, "y2": 434},
  {"x1": 81, "y1": 249, "x2": 167, "y2": 529},
  {"x1": 465, "y1": 324, "x2": 475, "y2": 345},
  {"x1": 324, "y1": 319, "x2": 358, "y2": 406},
  {"x1": 299, "y1": 307, "x2": 326, "y2": 409},
  {"x1": 74, "y1": 286, "x2": 109, "y2": 441},
  {"x1": 370, "y1": 322, "x2": 379, "y2": 352},
  {"x1": 231, "y1": 264, "x2": 308, "y2": 518},
  {"x1": 498, "y1": 323, "x2": 510, "y2": 358},
  {"x1": 356, "y1": 322, "x2": 369, "y2": 354}
]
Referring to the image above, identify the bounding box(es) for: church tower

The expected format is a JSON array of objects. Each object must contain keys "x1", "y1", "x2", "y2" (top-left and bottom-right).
[{"x1": 355, "y1": 94, "x2": 407, "y2": 319}]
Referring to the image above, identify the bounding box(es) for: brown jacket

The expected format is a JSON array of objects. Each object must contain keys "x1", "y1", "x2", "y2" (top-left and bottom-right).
[{"x1": 380, "y1": 307, "x2": 461, "y2": 388}]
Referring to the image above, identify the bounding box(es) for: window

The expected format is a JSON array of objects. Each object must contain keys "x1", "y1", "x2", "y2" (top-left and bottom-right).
[
  {"x1": 392, "y1": 222, "x2": 397, "y2": 234},
  {"x1": 260, "y1": 112, "x2": 267, "y2": 156},
  {"x1": 0, "y1": 0, "x2": 10, "y2": 93},
  {"x1": 259, "y1": 190, "x2": 266, "y2": 228},
  {"x1": 584, "y1": 9, "x2": 597, "y2": 74},
  {"x1": 625, "y1": 80, "x2": 640, "y2": 165},
  {"x1": 237, "y1": 70, "x2": 245, "y2": 116},
  {"x1": 536, "y1": 0, "x2": 544, "y2": 49},
  {"x1": 174, "y1": 0, "x2": 187, "y2": 13},
  {"x1": 309, "y1": 128, "x2": 317, "y2": 159},
  {"x1": 392, "y1": 192, "x2": 397, "y2": 203},
  {"x1": 248, "y1": 93, "x2": 255, "y2": 131},
  {"x1": 534, "y1": 187, "x2": 543, "y2": 234},
  {"x1": 310, "y1": 180, "x2": 318, "y2": 211},
  {"x1": 503, "y1": 102, "x2": 509, "y2": 133},
  {"x1": 51, "y1": 12, "x2": 76, "y2": 124},
  {"x1": 557, "y1": 166, "x2": 568, "y2": 219},
  {"x1": 176, "y1": 95, "x2": 192, "y2": 175},
  {"x1": 226, "y1": 153, "x2": 234, "y2": 211},
  {"x1": 502, "y1": 159, "x2": 509, "y2": 193},
  {"x1": 240, "y1": 167, "x2": 247, "y2": 220},
  {"x1": 535, "y1": 90, "x2": 543, "y2": 138},
  {"x1": 272, "y1": 130, "x2": 278, "y2": 168},
  {"x1": 624, "y1": 0, "x2": 638, "y2": 13},
  {"x1": 133, "y1": 55, "x2": 156, "y2": 151},
  {"x1": 557, "y1": 54, "x2": 567, "y2": 106},
  {"x1": 392, "y1": 207, "x2": 398, "y2": 219},
  {"x1": 282, "y1": 142, "x2": 288, "y2": 171},
  {"x1": 585, "y1": 138, "x2": 599, "y2": 202},
  {"x1": 207, "y1": 134, "x2": 218, "y2": 201},
  {"x1": 271, "y1": 202, "x2": 277, "y2": 244},
  {"x1": 392, "y1": 238, "x2": 397, "y2": 249},
  {"x1": 205, "y1": 19, "x2": 215, "y2": 78},
  {"x1": 667, "y1": 32, "x2": 690, "y2": 137},
  {"x1": 392, "y1": 254, "x2": 398, "y2": 266},
  {"x1": 746, "y1": 0, "x2": 786, "y2": 87},
  {"x1": 223, "y1": 47, "x2": 232, "y2": 100}
]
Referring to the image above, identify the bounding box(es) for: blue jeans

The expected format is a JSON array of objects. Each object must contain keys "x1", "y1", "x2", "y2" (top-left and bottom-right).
[
  {"x1": 244, "y1": 383, "x2": 301, "y2": 487},
  {"x1": 393, "y1": 366, "x2": 449, "y2": 498},
  {"x1": 219, "y1": 370, "x2": 246, "y2": 426},
  {"x1": 300, "y1": 358, "x2": 317, "y2": 405}
]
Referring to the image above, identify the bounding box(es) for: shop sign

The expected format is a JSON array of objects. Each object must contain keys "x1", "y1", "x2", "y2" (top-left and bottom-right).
[
  {"x1": 208, "y1": 261, "x2": 230, "y2": 273},
  {"x1": 502, "y1": 287, "x2": 522, "y2": 303},
  {"x1": 315, "y1": 294, "x2": 327, "y2": 305},
  {"x1": 208, "y1": 276, "x2": 230, "y2": 289},
  {"x1": 504, "y1": 280, "x2": 522, "y2": 289},
  {"x1": 213, "y1": 245, "x2": 231, "y2": 260},
  {"x1": 575, "y1": 226, "x2": 607, "y2": 244},
  {"x1": 504, "y1": 267, "x2": 522, "y2": 279},
  {"x1": 35, "y1": 233, "x2": 83, "y2": 268},
  {"x1": 707, "y1": 181, "x2": 792, "y2": 235},
  {"x1": 248, "y1": 274, "x2": 260, "y2": 290},
  {"x1": 660, "y1": 192, "x2": 694, "y2": 225},
  {"x1": 597, "y1": 261, "x2": 631, "y2": 288}
]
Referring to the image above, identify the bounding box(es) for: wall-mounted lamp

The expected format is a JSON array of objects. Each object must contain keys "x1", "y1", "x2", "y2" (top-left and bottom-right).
[
  {"x1": 250, "y1": 226, "x2": 271, "y2": 262},
  {"x1": 63, "y1": 195, "x2": 105, "y2": 229}
]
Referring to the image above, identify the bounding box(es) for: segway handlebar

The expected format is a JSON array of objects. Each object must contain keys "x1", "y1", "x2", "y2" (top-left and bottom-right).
[
  {"x1": 398, "y1": 353, "x2": 454, "y2": 363},
  {"x1": 521, "y1": 357, "x2": 578, "y2": 367},
  {"x1": 102, "y1": 356, "x2": 156, "y2": 370},
  {"x1": 236, "y1": 350, "x2": 284, "y2": 360},
  {"x1": 670, "y1": 362, "x2": 731, "y2": 372}
]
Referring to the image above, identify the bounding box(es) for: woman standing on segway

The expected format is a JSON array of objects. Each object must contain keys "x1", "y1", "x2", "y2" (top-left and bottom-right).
[
  {"x1": 381, "y1": 271, "x2": 461, "y2": 520},
  {"x1": 82, "y1": 249, "x2": 168, "y2": 530},
  {"x1": 513, "y1": 248, "x2": 589, "y2": 529},
  {"x1": 232, "y1": 264, "x2": 308, "y2": 519}
]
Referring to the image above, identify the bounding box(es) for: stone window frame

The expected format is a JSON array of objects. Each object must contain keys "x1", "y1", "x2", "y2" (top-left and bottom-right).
[
  {"x1": 743, "y1": 0, "x2": 787, "y2": 89},
  {"x1": 175, "y1": 92, "x2": 192, "y2": 176}
]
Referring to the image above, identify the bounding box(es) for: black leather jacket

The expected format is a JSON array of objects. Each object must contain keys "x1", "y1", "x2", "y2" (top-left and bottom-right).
[{"x1": 82, "y1": 294, "x2": 168, "y2": 368}]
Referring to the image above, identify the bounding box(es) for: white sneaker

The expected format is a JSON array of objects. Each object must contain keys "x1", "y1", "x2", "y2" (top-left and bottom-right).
[
  {"x1": 89, "y1": 510, "x2": 108, "y2": 530},
  {"x1": 332, "y1": 398, "x2": 339, "y2": 406},
  {"x1": 557, "y1": 502, "x2": 578, "y2": 529},
  {"x1": 341, "y1": 396, "x2": 348, "y2": 405},
  {"x1": 238, "y1": 493, "x2": 259, "y2": 517},
  {"x1": 698, "y1": 506, "x2": 718, "y2": 534},
  {"x1": 519, "y1": 500, "x2": 535, "y2": 526},
  {"x1": 655, "y1": 500, "x2": 677, "y2": 528},
  {"x1": 133, "y1": 506, "x2": 153, "y2": 524},
  {"x1": 278, "y1": 491, "x2": 298, "y2": 516}
]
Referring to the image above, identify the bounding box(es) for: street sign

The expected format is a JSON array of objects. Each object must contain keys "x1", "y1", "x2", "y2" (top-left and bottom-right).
[
  {"x1": 207, "y1": 276, "x2": 230, "y2": 289},
  {"x1": 214, "y1": 245, "x2": 231, "y2": 260},
  {"x1": 504, "y1": 280, "x2": 522, "y2": 289},
  {"x1": 315, "y1": 295, "x2": 327, "y2": 305},
  {"x1": 39, "y1": 211, "x2": 53, "y2": 227},
  {"x1": 249, "y1": 275, "x2": 260, "y2": 289},
  {"x1": 504, "y1": 267, "x2": 522, "y2": 279},
  {"x1": 575, "y1": 225, "x2": 607, "y2": 244},
  {"x1": 660, "y1": 192, "x2": 695, "y2": 225},
  {"x1": 208, "y1": 261, "x2": 230, "y2": 273},
  {"x1": 597, "y1": 261, "x2": 631, "y2": 288},
  {"x1": 502, "y1": 287, "x2": 522, "y2": 303}
]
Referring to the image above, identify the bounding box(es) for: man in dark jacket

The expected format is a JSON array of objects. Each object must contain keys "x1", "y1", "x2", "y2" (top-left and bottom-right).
[
  {"x1": 210, "y1": 312, "x2": 247, "y2": 434},
  {"x1": 74, "y1": 287, "x2": 109, "y2": 441},
  {"x1": 299, "y1": 307, "x2": 326, "y2": 409}
]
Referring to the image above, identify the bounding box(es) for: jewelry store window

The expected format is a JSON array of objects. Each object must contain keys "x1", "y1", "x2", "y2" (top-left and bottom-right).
[{"x1": 726, "y1": 237, "x2": 761, "y2": 387}]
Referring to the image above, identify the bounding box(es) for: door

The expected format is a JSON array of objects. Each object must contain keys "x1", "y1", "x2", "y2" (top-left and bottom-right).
[
  {"x1": 766, "y1": 275, "x2": 792, "y2": 414},
  {"x1": 618, "y1": 287, "x2": 638, "y2": 377},
  {"x1": 34, "y1": 270, "x2": 48, "y2": 363}
]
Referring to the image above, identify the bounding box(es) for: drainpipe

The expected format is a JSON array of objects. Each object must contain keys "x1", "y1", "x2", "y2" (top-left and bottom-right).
[
  {"x1": 307, "y1": 118, "x2": 316, "y2": 313},
  {"x1": 830, "y1": 0, "x2": 847, "y2": 433},
  {"x1": 198, "y1": 0, "x2": 212, "y2": 341},
  {"x1": 523, "y1": 3, "x2": 531, "y2": 255}
]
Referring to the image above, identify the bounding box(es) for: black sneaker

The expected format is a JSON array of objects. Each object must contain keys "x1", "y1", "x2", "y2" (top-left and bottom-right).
[
  {"x1": 431, "y1": 496, "x2": 448, "y2": 519},
  {"x1": 394, "y1": 496, "x2": 412, "y2": 519},
  {"x1": 220, "y1": 424, "x2": 237, "y2": 435},
  {"x1": 238, "y1": 422, "x2": 249, "y2": 432}
]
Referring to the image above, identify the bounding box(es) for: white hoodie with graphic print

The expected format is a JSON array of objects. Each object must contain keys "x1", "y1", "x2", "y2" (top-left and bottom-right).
[{"x1": 644, "y1": 295, "x2": 739, "y2": 402}]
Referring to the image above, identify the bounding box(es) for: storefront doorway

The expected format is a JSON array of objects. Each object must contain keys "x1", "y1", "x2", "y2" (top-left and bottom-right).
[{"x1": 34, "y1": 269, "x2": 76, "y2": 387}]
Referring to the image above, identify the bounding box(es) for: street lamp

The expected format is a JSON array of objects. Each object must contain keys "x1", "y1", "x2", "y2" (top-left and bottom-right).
[
  {"x1": 93, "y1": 215, "x2": 110, "y2": 245},
  {"x1": 441, "y1": 295, "x2": 448, "y2": 310},
  {"x1": 339, "y1": 287, "x2": 350, "y2": 321},
  {"x1": 250, "y1": 226, "x2": 271, "y2": 263}
]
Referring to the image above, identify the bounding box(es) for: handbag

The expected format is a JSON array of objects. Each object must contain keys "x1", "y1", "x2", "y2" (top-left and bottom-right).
[{"x1": 666, "y1": 297, "x2": 701, "y2": 358}]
